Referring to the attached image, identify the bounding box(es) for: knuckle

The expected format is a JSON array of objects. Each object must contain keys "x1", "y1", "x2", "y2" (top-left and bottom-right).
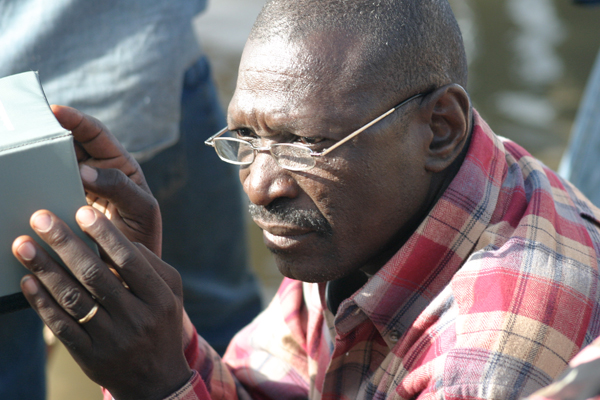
[
  {"x1": 35, "y1": 301, "x2": 75, "y2": 341},
  {"x1": 108, "y1": 285, "x2": 123, "y2": 301},
  {"x1": 112, "y1": 247, "x2": 139, "y2": 269},
  {"x1": 79, "y1": 262, "x2": 105, "y2": 286},
  {"x1": 136, "y1": 311, "x2": 167, "y2": 336},
  {"x1": 166, "y1": 268, "x2": 184, "y2": 294},
  {"x1": 32, "y1": 294, "x2": 51, "y2": 311},
  {"x1": 153, "y1": 294, "x2": 180, "y2": 319},
  {"x1": 92, "y1": 226, "x2": 115, "y2": 246},
  {"x1": 106, "y1": 170, "x2": 129, "y2": 190},
  {"x1": 51, "y1": 318, "x2": 73, "y2": 339},
  {"x1": 26, "y1": 257, "x2": 47, "y2": 274},
  {"x1": 57, "y1": 287, "x2": 83, "y2": 313},
  {"x1": 46, "y1": 225, "x2": 72, "y2": 250},
  {"x1": 147, "y1": 197, "x2": 160, "y2": 213}
]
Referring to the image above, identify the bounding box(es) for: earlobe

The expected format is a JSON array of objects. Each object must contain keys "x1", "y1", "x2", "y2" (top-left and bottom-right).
[{"x1": 422, "y1": 84, "x2": 471, "y2": 173}]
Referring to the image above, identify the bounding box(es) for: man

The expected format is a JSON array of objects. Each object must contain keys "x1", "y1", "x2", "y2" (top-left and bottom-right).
[{"x1": 11, "y1": 0, "x2": 600, "y2": 399}]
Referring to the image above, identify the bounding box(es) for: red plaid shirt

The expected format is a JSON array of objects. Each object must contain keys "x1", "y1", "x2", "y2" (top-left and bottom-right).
[{"x1": 113, "y1": 111, "x2": 600, "y2": 400}]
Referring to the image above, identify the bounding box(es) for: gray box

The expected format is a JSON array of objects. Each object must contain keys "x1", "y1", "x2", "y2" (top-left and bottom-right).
[{"x1": 0, "y1": 71, "x2": 95, "y2": 310}]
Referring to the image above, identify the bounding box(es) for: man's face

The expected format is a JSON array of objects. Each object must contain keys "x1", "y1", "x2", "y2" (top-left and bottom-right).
[{"x1": 228, "y1": 35, "x2": 433, "y2": 282}]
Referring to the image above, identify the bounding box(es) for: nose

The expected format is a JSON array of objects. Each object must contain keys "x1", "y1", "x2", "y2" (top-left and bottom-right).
[{"x1": 241, "y1": 151, "x2": 299, "y2": 206}]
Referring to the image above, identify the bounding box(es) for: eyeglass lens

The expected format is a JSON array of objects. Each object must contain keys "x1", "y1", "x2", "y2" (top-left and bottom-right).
[
  {"x1": 213, "y1": 137, "x2": 316, "y2": 171},
  {"x1": 214, "y1": 138, "x2": 253, "y2": 165},
  {"x1": 270, "y1": 145, "x2": 315, "y2": 170}
]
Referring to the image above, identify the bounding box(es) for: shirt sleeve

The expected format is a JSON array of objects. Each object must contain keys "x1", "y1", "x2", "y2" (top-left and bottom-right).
[{"x1": 191, "y1": 279, "x2": 313, "y2": 399}]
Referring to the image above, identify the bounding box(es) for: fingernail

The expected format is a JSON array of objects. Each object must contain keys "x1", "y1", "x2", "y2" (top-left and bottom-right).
[
  {"x1": 17, "y1": 242, "x2": 36, "y2": 261},
  {"x1": 32, "y1": 213, "x2": 52, "y2": 232},
  {"x1": 21, "y1": 276, "x2": 38, "y2": 296},
  {"x1": 80, "y1": 165, "x2": 98, "y2": 183},
  {"x1": 76, "y1": 207, "x2": 97, "y2": 227}
]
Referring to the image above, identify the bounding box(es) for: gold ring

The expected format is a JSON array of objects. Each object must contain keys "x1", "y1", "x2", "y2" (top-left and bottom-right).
[{"x1": 78, "y1": 303, "x2": 99, "y2": 324}]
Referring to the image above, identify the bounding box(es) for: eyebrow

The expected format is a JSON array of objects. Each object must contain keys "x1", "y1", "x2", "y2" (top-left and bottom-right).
[{"x1": 227, "y1": 112, "x2": 303, "y2": 136}]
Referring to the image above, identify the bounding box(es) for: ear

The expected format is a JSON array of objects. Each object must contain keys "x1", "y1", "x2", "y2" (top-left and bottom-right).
[{"x1": 420, "y1": 84, "x2": 471, "y2": 173}]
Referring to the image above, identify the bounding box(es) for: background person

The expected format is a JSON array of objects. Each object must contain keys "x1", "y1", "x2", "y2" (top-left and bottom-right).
[{"x1": 0, "y1": 1, "x2": 262, "y2": 398}]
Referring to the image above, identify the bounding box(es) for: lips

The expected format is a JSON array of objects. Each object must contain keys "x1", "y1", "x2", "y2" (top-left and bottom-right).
[
  {"x1": 254, "y1": 219, "x2": 315, "y2": 251},
  {"x1": 248, "y1": 202, "x2": 333, "y2": 236}
]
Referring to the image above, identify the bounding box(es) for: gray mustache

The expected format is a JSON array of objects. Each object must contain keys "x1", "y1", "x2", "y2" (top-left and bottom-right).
[{"x1": 248, "y1": 202, "x2": 332, "y2": 235}]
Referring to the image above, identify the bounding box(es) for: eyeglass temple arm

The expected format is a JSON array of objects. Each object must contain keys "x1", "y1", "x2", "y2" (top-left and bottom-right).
[
  {"x1": 204, "y1": 127, "x2": 229, "y2": 146},
  {"x1": 318, "y1": 93, "x2": 425, "y2": 157}
]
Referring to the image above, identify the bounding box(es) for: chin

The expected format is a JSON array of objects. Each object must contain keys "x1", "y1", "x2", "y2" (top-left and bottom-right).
[
  {"x1": 273, "y1": 252, "x2": 351, "y2": 283},
  {"x1": 272, "y1": 255, "x2": 323, "y2": 282}
]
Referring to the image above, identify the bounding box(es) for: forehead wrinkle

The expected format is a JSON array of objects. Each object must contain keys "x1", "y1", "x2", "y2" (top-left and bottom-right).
[
  {"x1": 228, "y1": 90, "x2": 305, "y2": 136},
  {"x1": 237, "y1": 69, "x2": 316, "y2": 101},
  {"x1": 240, "y1": 32, "x2": 368, "y2": 94}
]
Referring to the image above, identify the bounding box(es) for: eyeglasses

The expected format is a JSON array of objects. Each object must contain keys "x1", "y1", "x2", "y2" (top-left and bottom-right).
[{"x1": 204, "y1": 92, "x2": 426, "y2": 172}]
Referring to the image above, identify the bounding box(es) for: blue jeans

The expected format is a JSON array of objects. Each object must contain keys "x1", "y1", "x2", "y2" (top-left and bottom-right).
[
  {"x1": 141, "y1": 57, "x2": 262, "y2": 355},
  {"x1": 0, "y1": 308, "x2": 46, "y2": 399}
]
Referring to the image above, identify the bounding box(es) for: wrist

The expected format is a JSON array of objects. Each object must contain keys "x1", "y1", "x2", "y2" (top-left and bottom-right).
[{"x1": 110, "y1": 364, "x2": 193, "y2": 400}]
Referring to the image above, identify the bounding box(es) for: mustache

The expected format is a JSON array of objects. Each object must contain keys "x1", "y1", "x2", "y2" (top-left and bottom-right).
[{"x1": 249, "y1": 201, "x2": 333, "y2": 235}]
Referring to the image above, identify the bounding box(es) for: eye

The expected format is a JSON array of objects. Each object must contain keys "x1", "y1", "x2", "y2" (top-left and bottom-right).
[
  {"x1": 234, "y1": 128, "x2": 256, "y2": 140},
  {"x1": 298, "y1": 136, "x2": 325, "y2": 145}
]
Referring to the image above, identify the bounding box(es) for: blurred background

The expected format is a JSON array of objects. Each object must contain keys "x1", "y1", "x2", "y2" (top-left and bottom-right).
[{"x1": 47, "y1": 0, "x2": 600, "y2": 398}]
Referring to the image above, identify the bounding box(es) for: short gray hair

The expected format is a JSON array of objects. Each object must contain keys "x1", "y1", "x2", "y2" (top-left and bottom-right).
[{"x1": 249, "y1": 0, "x2": 468, "y2": 98}]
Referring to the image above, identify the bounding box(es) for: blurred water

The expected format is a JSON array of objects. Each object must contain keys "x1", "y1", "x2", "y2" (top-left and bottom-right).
[{"x1": 460, "y1": 0, "x2": 600, "y2": 166}]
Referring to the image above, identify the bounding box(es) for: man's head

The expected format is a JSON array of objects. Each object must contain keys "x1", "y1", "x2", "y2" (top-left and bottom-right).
[{"x1": 228, "y1": 0, "x2": 472, "y2": 282}]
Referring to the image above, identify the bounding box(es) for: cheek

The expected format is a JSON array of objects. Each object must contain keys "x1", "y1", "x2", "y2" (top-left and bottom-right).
[
  {"x1": 303, "y1": 158, "x2": 346, "y2": 218},
  {"x1": 327, "y1": 144, "x2": 428, "y2": 249}
]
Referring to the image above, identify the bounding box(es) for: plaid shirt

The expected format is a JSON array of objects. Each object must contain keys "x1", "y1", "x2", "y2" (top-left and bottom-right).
[{"x1": 153, "y1": 110, "x2": 600, "y2": 400}]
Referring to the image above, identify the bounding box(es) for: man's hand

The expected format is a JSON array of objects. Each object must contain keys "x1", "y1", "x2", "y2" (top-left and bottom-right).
[
  {"x1": 13, "y1": 207, "x2": 192, "y2": 400},
  {"x1": 52, "y1": 105, "x2": 162, "y2": 256}
]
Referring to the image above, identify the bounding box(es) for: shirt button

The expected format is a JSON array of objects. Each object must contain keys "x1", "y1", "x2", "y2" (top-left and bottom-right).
[{"x1": 389, "y1": 330, "x2": 400, "y2": 343}]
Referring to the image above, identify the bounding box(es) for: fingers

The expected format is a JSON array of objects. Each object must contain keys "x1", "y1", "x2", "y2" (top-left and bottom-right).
[
  {"x1": 20, "y1": 275, "x2": 92, "y2": 350},
  {"x1": 14, "y1": 208, "x2": 169, "y2": 314},
  {"x1": 22, "y1": 210, "x2": 131, "y2": 312},
  {"x1": 14, "y1": 234, "x2": 102, "y2": 351},
  {"x1": 13, "y1": 235, "x2": 99, "y2": 319},
  {"x1": 80, "y1": 165, "x2": 157, "y2": 219},
  {"x1": 80, "y1": 165, "x2": 162, "y2": 255},
  {"x1": 73, "y1": 207, "x2": 169, "y2": 305}
]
